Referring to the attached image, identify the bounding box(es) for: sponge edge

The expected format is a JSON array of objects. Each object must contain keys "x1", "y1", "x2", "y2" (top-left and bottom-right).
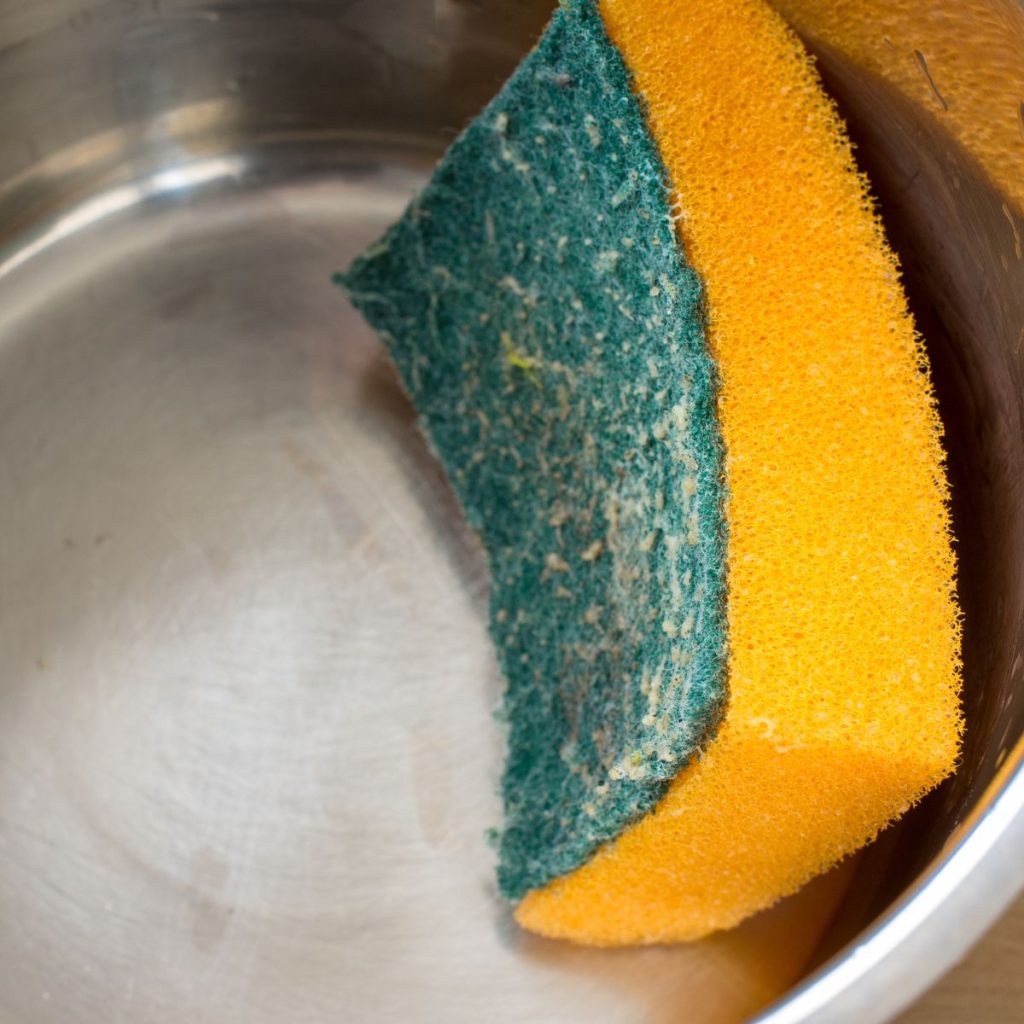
[{"x1": 516, "y1": 0, "x2": 962, "y2": 944}]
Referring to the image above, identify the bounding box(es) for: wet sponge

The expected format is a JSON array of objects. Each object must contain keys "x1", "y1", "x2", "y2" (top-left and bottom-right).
[
  {"x1": 516, "y1": 0, "x2": 962, "y2": 943},
  {"x1": 337, "y1": 0, "x2": 728, "y2": 900}
]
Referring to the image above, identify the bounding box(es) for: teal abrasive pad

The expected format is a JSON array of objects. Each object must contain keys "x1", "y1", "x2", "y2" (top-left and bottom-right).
[{"x1": 336, "y1": 0, "x2": 727, "y2": 900}]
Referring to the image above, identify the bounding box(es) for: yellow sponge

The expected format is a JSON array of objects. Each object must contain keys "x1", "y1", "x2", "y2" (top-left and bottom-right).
[{"x1": 516, "y1": 0, "x2": 962, "y2": 944}]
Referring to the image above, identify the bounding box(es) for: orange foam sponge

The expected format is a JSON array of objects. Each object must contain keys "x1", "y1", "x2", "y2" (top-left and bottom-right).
[{"x1": 516, "y1": 0, "x2": 962, "y2": 944}]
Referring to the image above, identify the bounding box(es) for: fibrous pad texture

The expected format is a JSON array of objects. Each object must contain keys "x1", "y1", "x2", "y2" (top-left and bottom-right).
[
  {"x1": 337, "y1": 0, "x2": 728, "y2": 900},
  {"x1": 515, "y1": 0, "x2": 962, "y2": 943}
]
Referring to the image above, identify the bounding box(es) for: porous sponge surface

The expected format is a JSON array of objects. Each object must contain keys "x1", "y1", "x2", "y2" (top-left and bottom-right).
[
  {"x1": 516, "y1": 0, "x2": 962, "y2": 943},
  {"x1": 338, "y1": 0, "x2": 728, "y2": 900}
]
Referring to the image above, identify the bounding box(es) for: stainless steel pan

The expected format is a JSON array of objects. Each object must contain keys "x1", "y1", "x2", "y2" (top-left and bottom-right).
[{"x1": 1, "y1": 2, "x2": 1022, "y2": 1021}]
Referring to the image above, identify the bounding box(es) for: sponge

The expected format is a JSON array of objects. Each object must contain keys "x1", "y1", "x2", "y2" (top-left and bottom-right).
[
  {"x1": 516, "y1": 0, "x2": 961, "y2": 943},
  {"x1": 339, "y1": 0, "x2": 962, "y2": 944},
  {"x1": 337, "y1": 0, "x2": 729, "y2": 900}
]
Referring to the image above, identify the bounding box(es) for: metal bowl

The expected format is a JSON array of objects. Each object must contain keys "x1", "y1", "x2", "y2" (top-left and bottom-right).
[{"x1": 1, "y1": 2, "x2": 1022, "y2": 1021}]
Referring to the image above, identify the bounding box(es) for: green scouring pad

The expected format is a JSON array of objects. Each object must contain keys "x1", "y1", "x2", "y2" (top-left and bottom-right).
[{"x1": 335, "y1": 0, "x2": 727, "y2": 900}]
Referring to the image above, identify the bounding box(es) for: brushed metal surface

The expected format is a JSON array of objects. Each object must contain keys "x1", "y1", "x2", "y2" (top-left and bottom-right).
[{"x1": 2, "y1": 1, "x2": 1024, "y2": 1022}]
